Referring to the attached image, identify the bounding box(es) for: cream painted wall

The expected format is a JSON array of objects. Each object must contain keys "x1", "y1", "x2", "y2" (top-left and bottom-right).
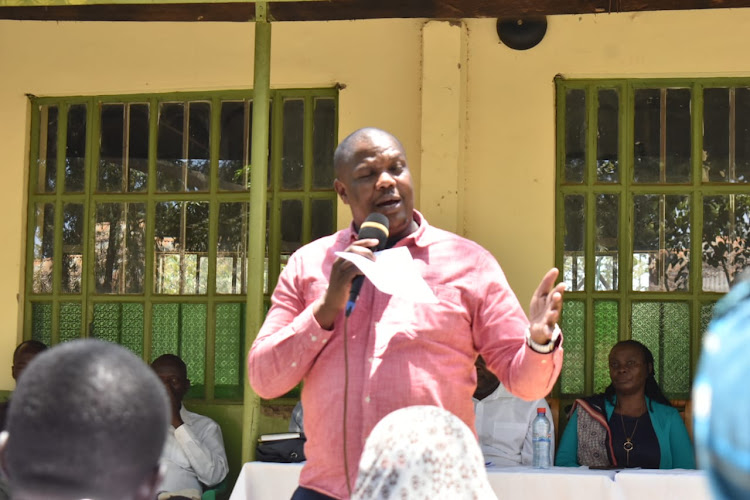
[
  {"x1": 2, "y1": 9, "x2": 750, "y2": 389},
  {"x1": 462, "y1": 8, "x2": 750, "y2": 307},
  {"x1": 0, "y1": 19, "x2": 424, "y2": 389}
]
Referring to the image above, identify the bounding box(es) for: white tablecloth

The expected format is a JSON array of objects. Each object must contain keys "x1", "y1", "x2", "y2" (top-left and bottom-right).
[
  {"x1": 229, "y1": 462, "x2": 710, "y2": 500},
  {"x1": 614, "y1": 469, "x2": 711, "y2": 500}
]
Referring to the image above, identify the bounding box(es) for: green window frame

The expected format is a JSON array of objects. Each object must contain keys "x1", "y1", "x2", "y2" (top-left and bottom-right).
[
  {"x1": 24, "y1": 88, "x2": 338, "y2": 402},
  {"x1": 556, "y1": 77, "x2": 750, "y2": 401}
]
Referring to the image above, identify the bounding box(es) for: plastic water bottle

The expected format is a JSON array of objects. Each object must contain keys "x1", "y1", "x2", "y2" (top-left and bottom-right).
[{"x1": 532, "y1": 407, "x2": 551, "y2": 469}]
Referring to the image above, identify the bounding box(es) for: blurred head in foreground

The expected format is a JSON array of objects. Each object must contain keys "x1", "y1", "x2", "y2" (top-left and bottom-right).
[
  {"x1": 0, "y1": 339, "x2": 170, "y2": 500},
  {"x1": 352, "y1": 405, "x2": 497, "y2": 500},
  {"x1": 694, "y1": 274, "x2": 750, "y2": 499}
]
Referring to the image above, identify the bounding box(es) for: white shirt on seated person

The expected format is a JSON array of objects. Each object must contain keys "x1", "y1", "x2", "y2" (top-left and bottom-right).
[
  {"x1": 158, "y1": 405, "x2": 229, "y2": 500},
  {"x1": 473, "y1": 356, "x2": 554, "y2": 467}
]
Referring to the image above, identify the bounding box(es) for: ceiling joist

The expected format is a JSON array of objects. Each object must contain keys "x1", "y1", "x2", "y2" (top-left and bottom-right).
[{"x1": 0, "y1": 0, "x2": 748, "y2": 22}]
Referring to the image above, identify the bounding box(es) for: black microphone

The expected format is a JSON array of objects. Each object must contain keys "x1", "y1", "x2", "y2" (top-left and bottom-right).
[{"x1": 345, "y1": 213, "x2": 389, "y2": 317}]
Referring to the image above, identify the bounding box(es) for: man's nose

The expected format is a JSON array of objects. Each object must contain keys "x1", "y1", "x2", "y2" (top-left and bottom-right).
[{"x1": 375, "y1": 170, "x2": 396, "y2": 189}]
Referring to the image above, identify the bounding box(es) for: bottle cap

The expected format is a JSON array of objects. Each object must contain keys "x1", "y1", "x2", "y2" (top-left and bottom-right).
[{"x1": 537, "y1": 407, "x2": 546, "y2": 414}]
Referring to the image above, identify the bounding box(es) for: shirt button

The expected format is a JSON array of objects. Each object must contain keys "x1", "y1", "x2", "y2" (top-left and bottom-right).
[
  {"x1": 365, "y1": 396, "x2": 371, "y2": 403},
  {"x1": 311, "y1": 335, "x2": 317, "y2": 342},
  {"x1": 368, "y1": 357, "x2": 374, "y2": 363},
  {"x1": 322, "y1": 339, "x2": 327, "y2": 344},
  {"x1": 291, "y1": 362, "x2": 297, "y2": 368}
]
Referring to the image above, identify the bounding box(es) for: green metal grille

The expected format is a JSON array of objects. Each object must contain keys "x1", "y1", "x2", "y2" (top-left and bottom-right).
[
  {"x1": 556, "y1": 78, "x2": 750, "y2": 399},
  {"x1": 24, "y1": 89, "x2": 338, "y2": 402}
]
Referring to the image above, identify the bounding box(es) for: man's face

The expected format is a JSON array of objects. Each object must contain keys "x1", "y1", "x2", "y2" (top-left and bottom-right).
[
  {"x1": 334, "y1": 132, "x2": 415, "y2": 242},
  {"x1": 151, "y1": 362, "x2": 189, "y2": 401},
  {"x1": 12, "y1": 349, "x2": 39, "y2": 382}
]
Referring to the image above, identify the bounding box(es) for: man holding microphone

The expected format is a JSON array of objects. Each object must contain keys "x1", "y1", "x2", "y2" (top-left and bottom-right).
[{"x1": 248, "y1": 127, "x2": 565, "y2": 499}]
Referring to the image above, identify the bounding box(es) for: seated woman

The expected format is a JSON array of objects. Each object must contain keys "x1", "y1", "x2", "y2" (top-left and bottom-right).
[{"x1": 556, "y1": 340, "x2": 695, "y2": 469}]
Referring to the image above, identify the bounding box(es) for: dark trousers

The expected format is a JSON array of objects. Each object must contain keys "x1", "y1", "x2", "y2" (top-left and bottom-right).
[{"x1": 291, "y1": 486, "x2": 337, "y2": 500}]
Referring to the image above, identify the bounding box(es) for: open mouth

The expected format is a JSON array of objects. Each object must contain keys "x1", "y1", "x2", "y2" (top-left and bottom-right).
[{"x1": 376, "y1": 198, "x2": 401, "y2": 208}]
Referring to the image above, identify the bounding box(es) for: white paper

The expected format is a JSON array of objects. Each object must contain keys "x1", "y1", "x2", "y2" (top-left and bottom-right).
[{"x1": 335, "y1": 247, "x2": 439, "y2": 303}]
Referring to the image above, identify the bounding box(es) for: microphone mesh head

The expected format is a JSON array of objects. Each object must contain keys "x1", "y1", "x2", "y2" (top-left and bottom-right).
[{"x1": 359, "y1": 213, "x2": 389, "y2": 250}]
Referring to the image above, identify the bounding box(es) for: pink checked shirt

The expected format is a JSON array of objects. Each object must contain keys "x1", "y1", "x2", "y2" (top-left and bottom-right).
[{"x1": 248, "y1": 211, "x2": 563, "y2": 499}]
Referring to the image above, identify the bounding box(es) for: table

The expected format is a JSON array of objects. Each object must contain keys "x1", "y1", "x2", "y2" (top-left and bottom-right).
[
  {"x1": 229, "y1": 462, "x2": 710, "y2": 500},
  {"x1": 614, "y1": 469, "x2": 712, "y2": 500}
]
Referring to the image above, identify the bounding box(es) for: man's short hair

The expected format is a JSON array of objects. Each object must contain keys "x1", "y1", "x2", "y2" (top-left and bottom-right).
[
  {"x1": 2, "y1": 339, "x2": 170, "y2": 500},
  {"x1": 12, "y1": 340, "x2": 47, "y2": 358}
]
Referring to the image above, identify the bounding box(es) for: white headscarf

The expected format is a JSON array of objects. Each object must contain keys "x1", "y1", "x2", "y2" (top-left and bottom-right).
[{"x1": 352, "y1": 405, "x2": 498, "y2": 500}]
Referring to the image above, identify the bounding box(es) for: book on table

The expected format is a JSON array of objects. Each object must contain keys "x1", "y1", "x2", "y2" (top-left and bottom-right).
[{"x1": 258, "y1": 432, "x2": 302, "y2": 442}]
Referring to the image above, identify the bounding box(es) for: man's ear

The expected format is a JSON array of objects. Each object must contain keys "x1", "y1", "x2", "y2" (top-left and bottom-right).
[
  {"x1": 0, "y1": 431, "x2": 10, "y2": 482},
  {"x1": 334, "y1": 179, "x2": 349, "y2": 205}
]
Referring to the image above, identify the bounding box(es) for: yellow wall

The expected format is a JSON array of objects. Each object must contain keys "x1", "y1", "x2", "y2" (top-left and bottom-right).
[{"x1": 2, "y1": 9, "x2": 750, "y2": 390}]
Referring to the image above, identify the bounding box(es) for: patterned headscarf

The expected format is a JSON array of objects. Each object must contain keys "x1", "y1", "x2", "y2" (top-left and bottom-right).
[{"x1": 352, "y1": 405, "x2": 497, "y2": 500}]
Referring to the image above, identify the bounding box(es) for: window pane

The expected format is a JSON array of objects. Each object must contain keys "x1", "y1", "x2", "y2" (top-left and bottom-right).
[
  {"x1": 282, "y1": 99, "x2": 305, "y2": 190},
  {"x1": 31, "y1": 302, "x2": 52, "y2": 345},
  {"x1": 703, "y1": 88, "x2": 730, "y2": 182},
  {"x1": 37, "y1": 105, "x2": 58, "y2": 193},
  {"x1": 700, "y1": 302, "x2": 715, "y2": 342},
  {"x1": 215, "y1": 303, "x2": 243, "y2": 399},
  {"x1": 595, "y1": 194, "x2": 618, "y2": 291},
  {"x1": 151, "y1": 303, "x2": 179, "y2": 358},
  {"x1": 59, "y1": 302, "x2": 82, "y2": 342},
  {"x1": 219, "y1": 101, "x2": 248, "y2": 191},
  {"x1": 62, "y1": 203, "x2": 83, "y2": 294},
  {"x1": 565, "y1": 89, "x2": 586, "y2": 183},
  {"x1": 632, "y1": 195, "x2": 690, "y2": 291},
  {"x1": 32, "y1": 202, "x2": 55, "y2": 294},
  {"x1": 95, "y1": 203, "x2": 146, "y2": 294},
  {"x1": 181, "y1": 303, "x2": 207, "y2": 399},
  {"x1": 281, "y1": 199, "x2": 303, "y2": 261},
  {"x1": 563, "y1": 195, "x2": 585, "y2": 291},
  {"x1": 100, "y1": 103, "x2": 149, "y2": 192},
  {"x1": 92, "y1": 302, "x2": 146, "y2": 355},
  {"x1": 597, "y1": 89, "x2": 619, "y2": 183},
  {"x1": 217, "y1": 202, "x2": 248, "y2": 294},
  {"x1": 157, "y1": 102, "x2": 210, "y2": 191},
  {"x1": 560, "y1": 300, "x2": 585, "y2": 394},
  {"x1": 702, "y1": 194, "x2": 750, "y2": 291},
  {"x1": 157, "y1": 103, "x2": 193, "y2": 192},
  {"x1": 151, "y1": 303, "x2": 206, "y2": 399},
  {"x1": 313, "y1": 98, "x2": 336, "y2": 189},
  {"x1": 594, "y1": 300, "x2": 618, "y2": 394},
  {"x1": 666, "y1": 89, "x2": 691, "y2": 183},
  {"x1": 634, "y1": 89, "x2": 661, "y2": 183},
  {"x1": 155, "y1": 201, "x2": 209, "y2": 295},
  {"x1": 99, "y1": 104, "x2": 125, "y2": 192},
  {"x1": 311, "y1": 199, "x2": 334, "y2": 242},
  {"x1": 736, "y1": 88, "x2": 750, "y2": 183},
  {"x1": 634, "y1": 88, "x2": 691, "y2": 184},
  {"x1": 65, "y1": 104, "x2": 86, "y2": 193},
  {"x1": 187, "y1": 102, "x2": 211, "y2": 192},
  {"x1": 632, "y1": 301, "x2": 691, "y2": 398},
  {"x1": 129, "y1": 104, "x2": 150, "y2": 192}
]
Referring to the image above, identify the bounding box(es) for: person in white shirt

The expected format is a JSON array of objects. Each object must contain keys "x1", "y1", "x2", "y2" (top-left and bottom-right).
[
  {"x1": 152, "y1": 354, "x2": 229, "y2": 500},
  {"x1": 473, "y1": 356, "x2": 555, "y2": 467}
]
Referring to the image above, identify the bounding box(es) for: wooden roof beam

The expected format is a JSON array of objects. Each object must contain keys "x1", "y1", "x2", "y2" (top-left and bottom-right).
[{"x1": 1, "y1": 0, "x2": 750, "y2": 22}]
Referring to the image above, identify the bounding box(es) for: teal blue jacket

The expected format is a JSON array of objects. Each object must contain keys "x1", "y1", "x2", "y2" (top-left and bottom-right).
[{"x1": 556, "y1": 396, "x2": 696, "y2": 469}]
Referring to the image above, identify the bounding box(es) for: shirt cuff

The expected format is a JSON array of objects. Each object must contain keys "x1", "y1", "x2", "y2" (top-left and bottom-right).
[{"x1": 525, "y1": 324, "x2": 561, "y2": 354}]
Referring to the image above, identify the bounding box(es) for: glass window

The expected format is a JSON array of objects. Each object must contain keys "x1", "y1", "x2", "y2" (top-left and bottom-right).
[
  {"x1": 557, "y1": 79, "x2": 750, "y2": 400},
  {"x1": 25, "y1": 89, "x2": 338, "y2": 402}
]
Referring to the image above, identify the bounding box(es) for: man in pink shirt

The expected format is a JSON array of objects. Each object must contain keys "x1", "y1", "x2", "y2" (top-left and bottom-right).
[{"x1": 248, "y1": 127, "x2": 565, "y2": 500}]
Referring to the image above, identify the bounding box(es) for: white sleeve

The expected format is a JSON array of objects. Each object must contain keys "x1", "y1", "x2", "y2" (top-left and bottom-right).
[{"x1": 174, "y1": 419, "x2": 229, "y2": 487}]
